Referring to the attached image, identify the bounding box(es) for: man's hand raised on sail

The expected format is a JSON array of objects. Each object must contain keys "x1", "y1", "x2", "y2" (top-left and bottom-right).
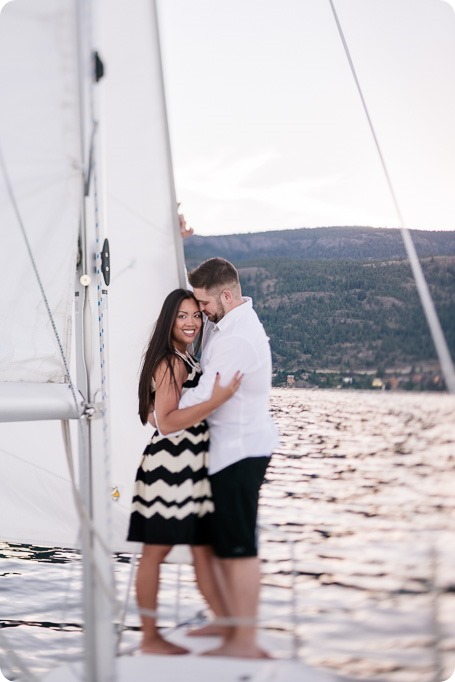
[{"x1": 178, "y1": 210, "x2": 194, "y2": 239}]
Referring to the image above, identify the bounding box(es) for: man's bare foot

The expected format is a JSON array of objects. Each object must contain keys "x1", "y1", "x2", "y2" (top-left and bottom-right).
[
  {"x1": 186, "y1": 623, "x2": 226, "y2": 637},
  {"x1": 141, "y1": 634, "x2": 189, "y2": 655},
  {"x1": 202, "y1": 642, "x2": 272, "y2": 659}
]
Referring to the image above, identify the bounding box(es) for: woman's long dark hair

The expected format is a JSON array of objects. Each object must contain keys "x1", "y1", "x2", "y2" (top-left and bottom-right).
[{"x1": 138, "y1": 288, "x2": 201, "y2": 425}]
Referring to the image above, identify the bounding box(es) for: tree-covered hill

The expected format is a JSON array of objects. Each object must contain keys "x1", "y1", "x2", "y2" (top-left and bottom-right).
[
  {"x1": 239, "y1": 256, "x2": 454, "y2": 375},
  {"x1": 184, "y1": 226, "x2": 455, "y2": 266},
  {"x1": 184, "y1": 227, "x2": 455, "y2": 389}
]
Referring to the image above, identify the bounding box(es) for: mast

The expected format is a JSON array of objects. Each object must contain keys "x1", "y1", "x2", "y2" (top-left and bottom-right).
[
  {"x1": 71, "y1": 1, "x2": 188, "y2": 676},
  {"x1": 75, "y1": 0, "x2": 116, "y2": 680}
]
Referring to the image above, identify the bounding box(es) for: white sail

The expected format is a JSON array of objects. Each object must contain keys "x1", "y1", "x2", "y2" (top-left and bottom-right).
[
  {"x1": 0, "y1": 0, "x2": 186, "y2": 553},
  {"x1": 97, "y1": 0, "x2": 186, "y2": 552},
  {"x1": 0, "y1": 0, "x2": 81, "y2": 386},
  {"x1": 0, "y1": 0, "x2": 85, "y2": 547}
]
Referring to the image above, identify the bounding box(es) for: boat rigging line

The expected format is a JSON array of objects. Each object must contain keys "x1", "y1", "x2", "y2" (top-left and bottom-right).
[{"x1": 328, "y1": 0, "x2": 455, "y2": 394}]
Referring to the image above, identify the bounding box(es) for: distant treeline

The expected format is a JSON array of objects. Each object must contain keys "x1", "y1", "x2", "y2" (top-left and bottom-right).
[
  {"x1": 184, "y1": 227, "x2": 455, "y2": 388},
  {"x1": 184, "y1": 226, "x2": 455, "y2": 265},
  {"x1": 240, "y1": 256, "x2": 454, "y2": 371}
]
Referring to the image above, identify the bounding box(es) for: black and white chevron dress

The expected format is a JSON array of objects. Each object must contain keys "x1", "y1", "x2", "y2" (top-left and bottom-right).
[{"x1": 127, "y1": 354, "x2": 213, "y2": 546}]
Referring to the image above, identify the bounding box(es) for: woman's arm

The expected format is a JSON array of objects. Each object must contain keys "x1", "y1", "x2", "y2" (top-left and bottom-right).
[{"x1": 154, "y1": 357, "x2": 241, "y2": 435}]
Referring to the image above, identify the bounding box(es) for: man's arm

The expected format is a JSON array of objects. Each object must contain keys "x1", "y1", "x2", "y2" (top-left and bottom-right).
[
  {"x1": 179, "y1": 336, "x2": 256, "y2": 409},
  {"x1": 178, "y1": 211, "x2": 194, "y2": 239},
  {"x1": 178, "y1": 364, "x2": 217, "y2": 408}
]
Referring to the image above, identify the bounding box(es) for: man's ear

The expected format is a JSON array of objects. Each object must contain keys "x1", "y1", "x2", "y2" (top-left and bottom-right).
[{"x1": 222, "y1": 289, "x2": 234, "y2": 304}]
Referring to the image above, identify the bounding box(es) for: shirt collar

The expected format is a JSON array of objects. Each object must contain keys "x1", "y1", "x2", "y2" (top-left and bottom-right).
[{"x1": 213, "y1": 297, "x2": 253, "y2": 332}]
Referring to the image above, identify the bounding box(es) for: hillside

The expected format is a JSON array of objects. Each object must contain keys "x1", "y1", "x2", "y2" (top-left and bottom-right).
[
  {"x1": 239, "y1": 256, "x2": 455, "y2": 387},
  {"x1": 184, "y1": 226, "x2": 455, "y2": 266},
  {"x1": 184, "y1": 227, "x2": 455, "y2": 390}
]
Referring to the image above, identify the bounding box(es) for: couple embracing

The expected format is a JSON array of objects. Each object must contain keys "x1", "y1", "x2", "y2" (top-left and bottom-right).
[{"x1": 127, "y1": 257, "x2": 279, "y2": 659}]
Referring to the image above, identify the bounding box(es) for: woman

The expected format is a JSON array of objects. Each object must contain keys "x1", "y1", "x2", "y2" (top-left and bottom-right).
[{"x1": 127, "y1": 288, "x2": 241, "y2": 655}]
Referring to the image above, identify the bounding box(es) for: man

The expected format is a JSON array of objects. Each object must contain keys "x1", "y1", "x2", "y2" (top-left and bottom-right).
[{"x1": 179, "y1": 257, "x2": 279, "y2": 659}]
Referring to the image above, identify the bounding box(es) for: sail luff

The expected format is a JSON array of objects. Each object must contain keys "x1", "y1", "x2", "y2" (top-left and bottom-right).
[{"x1": 153, "y1": 0, "x2": 187, "y2": 289}]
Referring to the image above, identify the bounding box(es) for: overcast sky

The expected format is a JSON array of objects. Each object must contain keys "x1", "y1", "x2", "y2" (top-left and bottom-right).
[
  {"x1": 158, "y1": 0, "x2": 455, "y2": 236},
  {"x1": 1, "y1": 0, "x2": 454, "y2": 237}
]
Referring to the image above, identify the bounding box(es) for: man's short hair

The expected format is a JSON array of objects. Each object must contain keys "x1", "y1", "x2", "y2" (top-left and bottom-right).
[{"x1": 188, "y1": 257, "x2": 239, "y2": 292}]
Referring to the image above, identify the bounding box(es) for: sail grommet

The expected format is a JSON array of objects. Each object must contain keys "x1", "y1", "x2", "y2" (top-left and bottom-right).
[{"x1": 80, "y1": 274, "x2": 91, "y2": 287}]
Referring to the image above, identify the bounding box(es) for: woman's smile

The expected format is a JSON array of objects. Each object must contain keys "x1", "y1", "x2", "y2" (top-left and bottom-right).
[{"x1": 171, "y1": 298, "x2": 202, "y2": 350}]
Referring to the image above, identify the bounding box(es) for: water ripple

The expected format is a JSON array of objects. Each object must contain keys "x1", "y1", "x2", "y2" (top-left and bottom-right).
[{"x1": 1, "y1": 389, "x2": 454, "y2": 681}]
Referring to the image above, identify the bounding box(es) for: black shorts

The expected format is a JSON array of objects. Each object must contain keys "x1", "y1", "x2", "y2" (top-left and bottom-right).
[{"x1": 209, "y1": 456, "x2": 270, "y2": 559}]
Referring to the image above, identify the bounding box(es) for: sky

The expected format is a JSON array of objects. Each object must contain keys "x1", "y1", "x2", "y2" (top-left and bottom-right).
[
  {"x1": 1, "y1": 0, "x2": 454, "y2": 237},
  {"x1": 157, "y1": 0, "x2": 455, "y2": 236}
]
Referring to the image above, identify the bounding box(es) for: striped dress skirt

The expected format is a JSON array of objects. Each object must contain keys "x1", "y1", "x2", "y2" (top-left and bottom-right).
[{"x1": 127, "y1": 363, "x2": 213, "y2": 545}]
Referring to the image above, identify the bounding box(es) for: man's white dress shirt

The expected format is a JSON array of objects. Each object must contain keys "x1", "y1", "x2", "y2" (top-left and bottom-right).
[{"x1": 179, "y1": 298, "x2": 279, "y2": 475}]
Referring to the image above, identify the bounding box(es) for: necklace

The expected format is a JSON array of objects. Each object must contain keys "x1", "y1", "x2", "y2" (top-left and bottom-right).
[{"x1": 174, "y1": 349, "x2": 200, "y2": 371}]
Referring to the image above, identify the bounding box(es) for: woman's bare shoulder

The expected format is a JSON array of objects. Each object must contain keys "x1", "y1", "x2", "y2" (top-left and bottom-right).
[{"x1": 154, "y1": 353, "x2": 187, "y2": 386}]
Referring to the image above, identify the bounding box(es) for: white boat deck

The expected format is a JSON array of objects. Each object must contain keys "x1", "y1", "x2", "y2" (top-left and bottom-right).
[
  {"x1": 43, "y1": 628, "x2": 343, "y2": 681},
  {"x1": 44, "y1": 658, "x2": 337, "y2": 681},
  {"x1": 43, "y1": 651, "x2": 338, "y2": 681}
]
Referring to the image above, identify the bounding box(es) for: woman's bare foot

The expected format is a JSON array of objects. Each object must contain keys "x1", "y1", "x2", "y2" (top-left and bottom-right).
[
  {"x1": 202, "y1": 641, "x2": 272, "y2": 659},
  {"x1": 186, "y1": 623, "x2": 226, "y2": 637},
  {"x1": 141, "y1": 634, "x2": 189, "y2": 655}
]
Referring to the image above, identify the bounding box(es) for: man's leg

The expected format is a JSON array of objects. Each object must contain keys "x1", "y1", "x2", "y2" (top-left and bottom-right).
[
  {"x1": 203, "y1": 457, "x2": 270, "y2": 658},
  {"x1": 188, "y1": 545, "x2": 231, "y2": 637},
  {"x1": 208, "y1": 555, "x2": 268, "y2": 657}
]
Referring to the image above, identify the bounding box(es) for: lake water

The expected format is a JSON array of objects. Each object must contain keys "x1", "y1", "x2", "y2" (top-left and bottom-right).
[{"x1": 1, "y1": 388, "x2": 455, "y2": 682}]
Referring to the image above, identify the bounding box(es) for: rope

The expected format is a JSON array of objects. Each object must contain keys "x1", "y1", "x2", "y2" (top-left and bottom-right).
[
  {"x1": 327, "y1": 0, "x2": 455, "y2": 394},
  {"x1": 91, "y1": 124, "x2": 111, "y2": 484},
  {"x1": 62, "y1": 420, "x2": 123, "y2": 621},
  {"x1": 115, "y1": 554, "x2": 138, "y2": 655},
  {"x1": 429, "y1": 541, "x2": 444, "y2": 682}
]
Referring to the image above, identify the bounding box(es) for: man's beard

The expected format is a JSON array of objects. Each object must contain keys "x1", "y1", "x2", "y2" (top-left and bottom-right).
[{"x1": 208, "y1": 297, "x2": 226, "y2": 323}]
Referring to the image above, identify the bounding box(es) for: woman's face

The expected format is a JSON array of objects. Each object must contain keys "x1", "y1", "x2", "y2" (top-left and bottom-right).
[{"x1": 171, "y1": 298, "x2": 202, "y2": 351}]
